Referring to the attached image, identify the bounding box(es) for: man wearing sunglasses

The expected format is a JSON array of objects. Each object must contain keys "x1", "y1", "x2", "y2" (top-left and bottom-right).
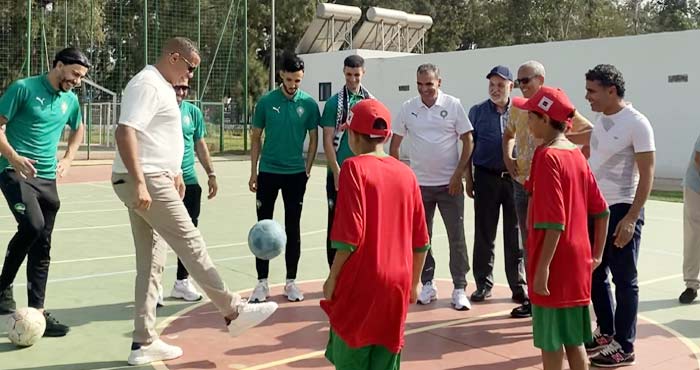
[
  {"x1": 0, "y1": 47, "x2": 89, "y2": 337},
  {"x1": 502, "y1": 61, "x2": 593, "y2": 318},
  {"x1": 112, "y1": 37, "x2": 277, "y2": 366},
  {"x1": 162, "y1": 78, "x2": 218, "y2": 303}
]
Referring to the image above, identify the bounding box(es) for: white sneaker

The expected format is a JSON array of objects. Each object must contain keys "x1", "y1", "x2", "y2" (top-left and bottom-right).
[
  {"x1": 283, "y1": 280, "x2": 304, "y2": 302},
  {"x1": 227, "y1": 301, "x2": 278, "y2": 337},
  {"x1": 250, "y1": 280, "x2": 269, "y2": 303},
  {"x1": 171, "y1": 279, "x2": 203, "y2": 301},
  {"x1": 418, "y1": 281, "x2": 438, "y2": 304},
  {"x1": 451, "y1": 288, "x2": 472, "y2": 311},
  {"x1": 127, "y1": 339, "x2": 183, "y2": 366},
  {"x1": 157, "y1": 283, "x2": 164, "y2": 307}
]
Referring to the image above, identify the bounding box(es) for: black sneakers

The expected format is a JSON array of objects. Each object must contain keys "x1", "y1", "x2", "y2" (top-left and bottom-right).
[
  {"x1": 589, "y1": 341, "x2": 636, "y2": 367},
  {"x1": 43, "y1": 311, "x2": 70, "y2": 337},
  {"x1": 0, "y1": 286, "x2": 16, "y2": 314},
  {"x1": 470, "y1": 288, "x2": 492, "y2": 302},
  {"x1": 510, "y1": 299, "x2": 532, "y2": 318},
  {"x1": 679, "y1": 288, "x2": 697, "y2": 304}
]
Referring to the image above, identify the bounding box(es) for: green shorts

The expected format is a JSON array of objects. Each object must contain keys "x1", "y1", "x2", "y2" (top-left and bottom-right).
[
  {"x1": 325, "y1": 330, "x2": 401, "y2": 370},
  {"x1": 532, "y1": 304, "x2": 593, "y2": 352}
]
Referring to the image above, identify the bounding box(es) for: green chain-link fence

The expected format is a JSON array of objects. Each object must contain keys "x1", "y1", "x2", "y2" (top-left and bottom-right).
[{"x1": 1, "y1": 0, "x2": 249, "y2": 156}]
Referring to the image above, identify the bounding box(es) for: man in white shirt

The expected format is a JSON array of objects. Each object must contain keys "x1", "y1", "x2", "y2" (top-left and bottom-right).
[
  {"x1": 390, "y1": 63, "x2": 474, "y2": 311},
  {"x1": 584, "y1": 64, "x2": 655, "y2": 368},
  {"x1": 112, "y1": 37, "x2": 277, "y2": 366}
]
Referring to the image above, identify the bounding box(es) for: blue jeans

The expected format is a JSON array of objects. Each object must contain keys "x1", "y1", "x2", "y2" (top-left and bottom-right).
[{"x1": 591, "y1": 203, "x2": 644, "y2": 353}]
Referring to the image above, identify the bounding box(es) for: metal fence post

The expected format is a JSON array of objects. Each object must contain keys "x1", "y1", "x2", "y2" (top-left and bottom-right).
[{"x1": 220, "y1": 105, "x2": 224, "y2": 153}]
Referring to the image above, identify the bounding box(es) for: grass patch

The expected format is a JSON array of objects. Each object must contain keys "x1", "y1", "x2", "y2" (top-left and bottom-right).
[{"x1": 650, "y1": 190, "x2": 683, "y2": 203}]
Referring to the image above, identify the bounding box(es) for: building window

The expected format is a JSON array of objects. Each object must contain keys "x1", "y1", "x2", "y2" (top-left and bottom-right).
[{"x1": 319, "y1": 82, "x2": 332, "y2": 101}]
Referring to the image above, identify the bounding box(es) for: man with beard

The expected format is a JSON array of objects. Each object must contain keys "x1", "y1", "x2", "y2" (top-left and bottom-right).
[
  {"x1": 0, "y1": 47, "x2": 90, "y2": 337},
  {"x1": 320, "y1": 55, "x2": 372, "y2": 268},
  {"x1": 466, "y1": 65, "x2": 526, "y2": 305},
  {"x1": 248, "y1": 52, "x2": 320, "y2": 303}
]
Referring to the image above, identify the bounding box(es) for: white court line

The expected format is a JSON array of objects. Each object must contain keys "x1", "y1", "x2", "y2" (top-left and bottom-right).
[
  {"x1": 50, "y1": 229, "x2": 327, "y2": 264},
  {"x1": 638, "y1": 273, "x2": 683, "y2": 287},
  {"x1": 0, "y1": 208, "x2": 125, "y2": 219},
  {"x1": 13, "y1": 246, "x2": 328, "y2": 287},
  {"x1": 9, "y1": 233, "x2": 445, "y2": 284},
  {"x1": 0, "y1": 223, "x2": 131, "y2": 234},
  {"x1": 0, "y1": 229, "x2": 327, "y2": 270}
]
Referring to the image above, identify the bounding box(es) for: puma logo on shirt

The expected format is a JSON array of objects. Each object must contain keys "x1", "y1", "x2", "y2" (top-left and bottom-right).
[
  {"x1": 272, "y1": 106, "x2": 281, "y2": 114},
  {"x1": 35, "y1": 97, "x2": 45, "y2": 105}
]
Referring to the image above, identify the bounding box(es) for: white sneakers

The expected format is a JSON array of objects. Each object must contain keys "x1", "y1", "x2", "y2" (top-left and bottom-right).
[
  {"x1": 283, "y1": 280, "x2": 304, "y2": 302},
  {"x1": 451, "y1": 288, "x2": 472, "y2": 311},
  {"x1": 157, "y1": 283, "x2": 164, "y2": 307},
  {"x1": 418, "y1": 281, "x2": 438, "y2": 304},
  {"x1": 128, "y1": 300, "x2": 279, "y2": 365},
  {"x1": 228, "y1": 301, "x2": 278, "y2": 337},
  {"x1": 127, "y1": 339, "x2": 183, "y2": 366},
  {"x1": 418, "y1": 282, "x2": 471, "y2": 311},
  {"x1": 250, "y1": 279, "x2": 304, "y2": 302},
  {"x1": 171, "y1": 279, "x2": 203, "y2": 301},
  {"x1": 250, "y1": 280, "x2": 270, "y2": 302}
]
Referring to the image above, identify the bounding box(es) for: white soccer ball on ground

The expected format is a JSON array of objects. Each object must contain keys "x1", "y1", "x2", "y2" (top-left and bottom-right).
[{"x1": 6, "y1": 307, "x2": 46, "y2": 347}]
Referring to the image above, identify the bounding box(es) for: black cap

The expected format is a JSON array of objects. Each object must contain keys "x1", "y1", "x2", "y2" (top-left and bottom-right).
[
  {"x1": 486, "y1": 65, "x2": 513, "y2": 81},
  {"x1": 53, "y1": 47, "x2": 91, "y2": 69}
]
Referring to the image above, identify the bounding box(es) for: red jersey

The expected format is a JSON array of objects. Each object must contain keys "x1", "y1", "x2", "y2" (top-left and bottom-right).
[
  {"x1": 320, "y1": 154, "x2": 429, "y2": 353},
  {"x1": 525, "y1": 146, "x2": 608, "y2": 308}
]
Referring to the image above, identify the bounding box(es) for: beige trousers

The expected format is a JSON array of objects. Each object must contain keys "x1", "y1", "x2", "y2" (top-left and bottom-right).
[
  {"x1": 112, "y1": 172, "x2": 241, "y2": 344},
  {"x1": 684, "y1": 186, "x2": 700, "y2": 290}
]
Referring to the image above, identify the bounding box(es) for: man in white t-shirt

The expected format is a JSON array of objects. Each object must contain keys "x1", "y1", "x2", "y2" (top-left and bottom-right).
[
  {"x1": 390, "y1": 63, "x2": 474, "y2": 311},
  {"x1": 111, "y1": 37, "x2": 277, "y2": 366},
  {"x1": 584, "y1": 64, "x2": 655, "y2": 368}
]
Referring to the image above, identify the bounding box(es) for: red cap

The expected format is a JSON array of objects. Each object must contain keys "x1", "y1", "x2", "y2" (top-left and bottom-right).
[
  {"x1": 346, "y1": 99, "x2": 392, "y2": 139},
  {"x1": 512, "y1": 86, "x2": 576, "y2": 127}
]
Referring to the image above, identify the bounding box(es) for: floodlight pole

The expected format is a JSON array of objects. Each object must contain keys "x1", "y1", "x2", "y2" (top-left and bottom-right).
[
  {"x1": 270, "y1": 0, "x2": 275, "y2": 90},
  {"x1": 244, "y1": 0, "x2": 249, "y2": 152},
  {"x1": 26, "y1": 0, "x2": 31, "y2": 76}
]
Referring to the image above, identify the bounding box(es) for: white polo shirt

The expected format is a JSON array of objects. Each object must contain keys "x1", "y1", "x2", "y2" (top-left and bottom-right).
[
  {"x1": 588, "y1": 104, "x2": 655, "y2": 205},
  {"x1": 394, "y1": 91, "x2": 474, "y2": 186},
  {"x1": 112, "y1": 65, "x2": 184, "y2": 176}
]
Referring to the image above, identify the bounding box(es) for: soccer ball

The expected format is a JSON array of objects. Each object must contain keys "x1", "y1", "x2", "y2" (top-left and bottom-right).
[
  {"x1": 248, "y1": 219, "x2": 286, "y2": 260},
  {"x1": 7, "y1": 307, "x2": 46, "y2": 347}
]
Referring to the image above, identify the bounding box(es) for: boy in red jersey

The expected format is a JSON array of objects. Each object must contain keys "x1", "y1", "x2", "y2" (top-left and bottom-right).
[
  {"x1": 513, "y1": 86, "x2": 610, "y2": 370},
  {"x1": 320, "y1": 99, "x2": 430, "y2": 370}
]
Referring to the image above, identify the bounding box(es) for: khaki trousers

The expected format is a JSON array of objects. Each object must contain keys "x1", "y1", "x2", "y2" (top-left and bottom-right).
[
  {"x1": 684, "y1": 186, "x2": 700, "y2": 290},
  {"x1": 112, "y1": 172, "x2": 240, "y2": 344}
]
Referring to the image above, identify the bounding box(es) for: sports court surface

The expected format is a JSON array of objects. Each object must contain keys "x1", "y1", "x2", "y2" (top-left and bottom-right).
[{"x1": 0, "y1": 159, "x2": 698, "y2": 370}]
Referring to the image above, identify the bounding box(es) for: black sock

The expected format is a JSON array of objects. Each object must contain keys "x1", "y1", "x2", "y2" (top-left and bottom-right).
[{"x1": 131, "y1": 342, "x2": 142, "y2": 350}]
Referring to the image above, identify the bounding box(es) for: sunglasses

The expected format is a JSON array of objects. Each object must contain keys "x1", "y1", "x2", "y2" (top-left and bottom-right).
[
  {"x1": 515, "y1": 75, "x2": 538, "y2": 87},
  {"x1": 170, "y1": 52, "x2": 197, "y2": 73}
]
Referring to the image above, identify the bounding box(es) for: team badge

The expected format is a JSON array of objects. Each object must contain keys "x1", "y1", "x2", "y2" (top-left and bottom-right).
[
  {"x1": 61, "y1": 102, "x2": 68, "y2": 114},
  {"x1": 537, "y1": 96, "x2": 554, "y2": 111},
  {"x1": 296, "y1": 106, "x2": 305, "y2": 117},
  {"x1": 440, "y1": 110, "x2": 448, "y2": 119},
  {"x1": 13, "y1": 203, "x2": 26, "y2": 215}
]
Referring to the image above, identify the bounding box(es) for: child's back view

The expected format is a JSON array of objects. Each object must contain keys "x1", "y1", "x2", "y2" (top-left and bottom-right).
[
  {"x1": 321, "y1": 99, "x2": 430, "y2": 370},
  {"x1": 513, "y1": 86, "x2": 610, "y2": 370}
]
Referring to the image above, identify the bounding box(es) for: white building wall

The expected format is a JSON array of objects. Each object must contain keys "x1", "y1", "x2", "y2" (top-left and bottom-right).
[{"x1": 300, "y1": 30, "x2": 700, "y2": 185}]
